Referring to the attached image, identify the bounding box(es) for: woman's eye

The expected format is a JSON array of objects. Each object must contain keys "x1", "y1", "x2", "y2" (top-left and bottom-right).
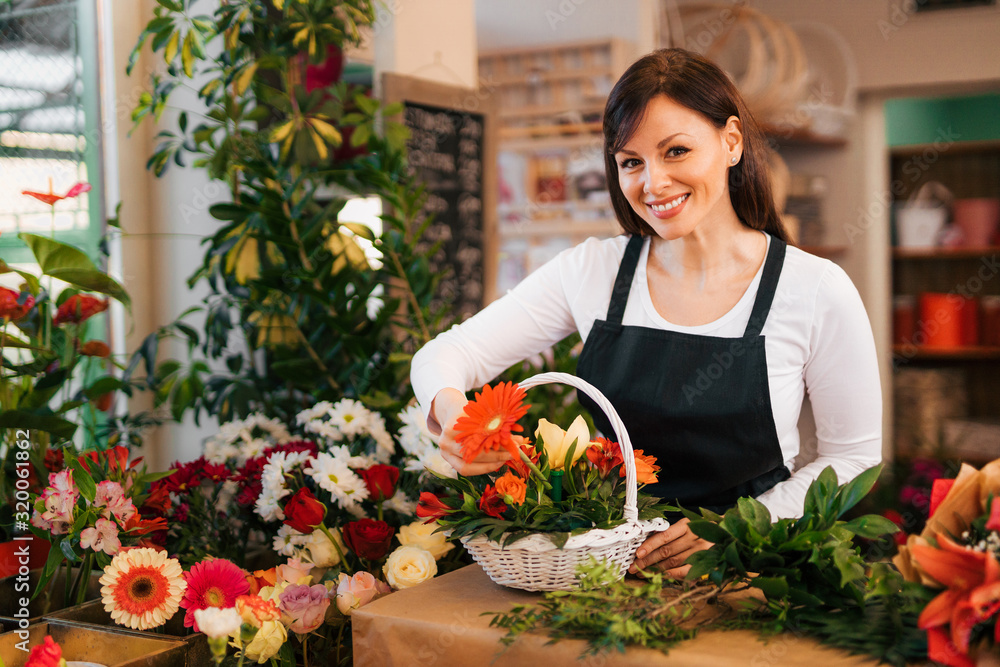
[
  {"x1": 666, "y1": 146, "x2": 689, "y2": 157},
  {"x1": 618, "y1": 157, "x2": 641, "y2": 169}
]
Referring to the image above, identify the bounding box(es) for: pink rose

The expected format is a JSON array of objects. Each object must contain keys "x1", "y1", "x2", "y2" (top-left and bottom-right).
[
  {"x1": 94, "y1": 481, "x2": 136, "y2": 522},
  {"x1": 334, "y1": 572, "x2": 381, "y2": 616},
  {"x1": 278, "y1": 583, "x2": 330, "y2": 634},
  {"x1": 79, "y1": 518, "x2": 121, "y2": 555},
  {"x1": 276, "y1": 558, "x2": 313, "y2": 585}
]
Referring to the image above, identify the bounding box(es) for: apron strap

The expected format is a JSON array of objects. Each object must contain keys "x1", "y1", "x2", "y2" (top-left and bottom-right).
[
  {"x1": 606, "y1": 234, "x2": 645, "y2": 328},
  {"x1": 743, "y1": 236, "x2": 787, "y2": 338}
]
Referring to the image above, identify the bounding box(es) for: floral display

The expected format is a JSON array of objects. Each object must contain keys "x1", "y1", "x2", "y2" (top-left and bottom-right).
[{"x1": 430, "y1": 381, "x2": 668, "y2": 547}]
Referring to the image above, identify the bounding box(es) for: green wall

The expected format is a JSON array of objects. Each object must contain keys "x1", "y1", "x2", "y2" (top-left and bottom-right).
[{"x1": 885, "y1": 92, "x2": 1000, "y2": 147}]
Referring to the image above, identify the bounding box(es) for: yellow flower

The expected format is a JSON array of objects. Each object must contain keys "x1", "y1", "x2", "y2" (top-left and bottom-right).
[
  {"x1": 233, "y1": 619, "x2": 287, "y2": 664},
  {"x1": 535, "y1": 416, "x2": 590, "y2": 470},
  {"x1": 397, "y1": 520, "x2": 454, "y2": 560},
  {"x1": 383, "y1": 546, "x2": 437, "y2": 589}
]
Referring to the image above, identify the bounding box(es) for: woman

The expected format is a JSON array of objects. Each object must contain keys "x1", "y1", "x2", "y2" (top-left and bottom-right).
[{"x1": 410, "y1": 49, "x2": 881, "y2": 578}]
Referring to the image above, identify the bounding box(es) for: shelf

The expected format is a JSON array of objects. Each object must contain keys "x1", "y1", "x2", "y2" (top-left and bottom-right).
[
  {"x1": 500, "y1": 132, "x2": 604, "y2": 152},
  {"x1": 892, "y1": 344, "x2": 1000, "y2": 360},
  {"x1": 893, "y1": 246, "x2": 1000, "y2": 259},
  {"x1": 499, "y1": 104, "x2": 605, "y2": 120},
  {"x1": 761, "y1": 123, "x2": 848, "y2": 148},
  {"x1": 487, "y1": 67, "x2": 615, "y2": 86},
  {"x1": 499, "y1": 122, "x2": 603, "y2": 140}
]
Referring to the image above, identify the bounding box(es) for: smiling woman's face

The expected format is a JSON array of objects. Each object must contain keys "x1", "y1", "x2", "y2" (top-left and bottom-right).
[{"x1": 614, "y1": 94, "x2": 742, "y2": 241}]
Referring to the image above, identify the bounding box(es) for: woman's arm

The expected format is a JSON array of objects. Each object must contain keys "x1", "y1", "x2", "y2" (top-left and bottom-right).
[{"x1": 756, "y1": 263, "x2": 883, "y2": 519}]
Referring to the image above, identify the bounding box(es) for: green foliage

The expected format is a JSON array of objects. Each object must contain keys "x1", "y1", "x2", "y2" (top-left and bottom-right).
[{"x1": 126, "y1": 0, "x2": 458, "y2": 424}]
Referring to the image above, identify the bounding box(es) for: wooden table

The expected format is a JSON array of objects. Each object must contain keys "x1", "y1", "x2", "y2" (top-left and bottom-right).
[{"x1": 352, "y1": 565, "x2": 881, "y2": 667}]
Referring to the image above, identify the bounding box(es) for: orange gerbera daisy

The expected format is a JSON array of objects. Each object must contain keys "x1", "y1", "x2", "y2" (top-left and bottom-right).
[
  {"x1": 454, "y1": 382, "x2": 530, "y2": 463},
  {"x1": 99, "y1": 547, "x2": 186, "y2": 630}
]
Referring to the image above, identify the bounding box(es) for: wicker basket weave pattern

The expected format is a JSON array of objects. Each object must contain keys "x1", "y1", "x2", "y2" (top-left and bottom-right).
[{"x1": 460, "y1": 372, "x2": 670, "y2": 591}]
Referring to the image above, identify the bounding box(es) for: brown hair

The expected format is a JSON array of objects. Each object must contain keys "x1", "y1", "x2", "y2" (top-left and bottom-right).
[{"x1": 603, "y1": 48, "x2": 788, "y2": 241}]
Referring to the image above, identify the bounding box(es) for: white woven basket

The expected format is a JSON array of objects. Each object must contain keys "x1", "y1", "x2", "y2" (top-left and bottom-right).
[{"x1": 461, "y1": 372, "x2": 670, "y2": 591}]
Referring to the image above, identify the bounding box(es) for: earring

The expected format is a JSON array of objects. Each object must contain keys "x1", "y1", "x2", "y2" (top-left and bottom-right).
[{"x1": 730, "y1": 156, "x2": 738, "y2": 164}]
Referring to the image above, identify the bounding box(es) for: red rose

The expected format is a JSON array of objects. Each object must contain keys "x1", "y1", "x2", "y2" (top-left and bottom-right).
[
  {"x1": 282, "y1": 487, "x2": 327, "y2": 534},
  {"x1": 586, "y1": 437, "x2": 624, "y2": 478},
  {"x1": 0, "y1": 286, "x2": 34, "y2": 320},
  {"x1": 359, "y1": 464, "x2": 400, "y2": 502},
  {"x1": 342, "y1": 518, "x2": 394, "y2": 560},
  {"x1": 478, "y1": 485, "x2": 508, "y2": 519},
  {"x1": 54, "y1": 293, "x2": 108, "y2": 325},
  {"x1": 25, "y1": 635, "x2": 62, "y2": 667},
  {"x1": 416, "y1": 492, "x2": 451, "y2": 524}
]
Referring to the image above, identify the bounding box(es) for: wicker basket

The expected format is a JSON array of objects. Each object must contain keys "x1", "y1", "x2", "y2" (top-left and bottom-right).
[{"x1": 460, "y1": 371, "x2": 670, "y2": 591}]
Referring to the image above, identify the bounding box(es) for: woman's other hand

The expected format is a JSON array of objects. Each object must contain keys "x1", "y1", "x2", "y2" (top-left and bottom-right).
[
  {"x1": 628, "y1": 518, "x2": 713, "y2": 579},
  {"x1": 431, "y1": 388, "x2": 510, "y2": 476}
]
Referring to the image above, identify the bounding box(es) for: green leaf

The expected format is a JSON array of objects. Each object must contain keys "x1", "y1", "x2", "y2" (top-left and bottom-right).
[
  {"x1": 688, "y1": 520, "x2": 731, "y2": 544},
  {"x1": 832, "y1": 545, "x2": 866, "y2": 588},
  {"x1": 60, "y1": 539, "x2": 79, "y2": 563},
  {"x1": 32, "y1": 540, "x2": 67, "y2": 601},
  {"x1": 842, "y1": 514, "x2": 900, "y2": 540},
  {"x1": 750, "y1": 576, "x2": 789, "y2": 600},
  {"x1": 17, "y1": 234, "x2": 130, "y2": 308},
  {"x1": 0, "y1": 410, "x2": 76, "y2": 440},
  {"x1": 835, "y1": 464, "x2": 883, "y2": 518},
  {"x1": 737, "y1": 497, "x2": 772, "y2": 536},
  {"x1": 181, "y1": 30, "x2": 195, "y2": 77},
  {"x1": 340, "y1": 221, "x2": 375, "y2": 241},
  {"x1": 209, "y1": 203, "x2": 250, "y2": 222},
  {"x1": 71, "y1": 460, "x2": 98, "y2": 503}
]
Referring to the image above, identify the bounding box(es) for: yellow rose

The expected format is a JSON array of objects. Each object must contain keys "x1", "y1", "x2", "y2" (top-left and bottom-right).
[
  {"x1": 535, "y1": 416, "x2": 590, "y2": 470},
  {"x1": 239, "y1": 619, "x2": 287, "y2": 664},
  {"x1": 383, "y1": 546, "x2": 438, "y2": 589},
  {"x1": 397, "y1": 520, "x2": 455, "y2": 560},
  {"x1": 304, "y1": 528, "x2": 344, "y2": 568}
]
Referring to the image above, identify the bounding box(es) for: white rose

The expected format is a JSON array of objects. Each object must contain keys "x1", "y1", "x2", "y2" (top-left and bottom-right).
[
  {"x1": 397, "y1": 520, "x2": 454, "y2": 560},
  {"x1": 304, "y1": 528, "x2": 344, "y2": 568},
  {"x1": 382, "y1": 546, "x2": 437, "y2": 589},
  {"x1": 193, "y1": 606, "x2": 241, "y2": 638}
]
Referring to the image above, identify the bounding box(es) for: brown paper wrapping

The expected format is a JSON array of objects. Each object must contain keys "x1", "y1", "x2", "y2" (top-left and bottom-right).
[{"x1": 351, "y1": 565, "x2": 879, "y2": 667}]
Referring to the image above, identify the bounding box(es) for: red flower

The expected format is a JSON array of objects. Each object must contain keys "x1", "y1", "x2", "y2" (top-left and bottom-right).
[
  {"x1": 343, "y1": 518, "x2": 394, "y2": 560},
  {"x1": 503, "y1": 437, "x2": 538, "y2": 479},
  {"x1": 180, "y1": 558, "x2": 251, "y2": 631},
  {"x1": 586, "y1": 437, "x2": 624, "y2": 478},
  {"x1": 80, "y1": 340, "x2": 111, "y2": 357},
  {"x1": 282, "y1": 487, "x2": 327, "y2": 534},
  {"x1": 986, "y1": 497, "x2": 1000, "y2": 532},
  {"x1": 24, "y1": 634, "x2": 62, "y2": 667},
  {"x1": 0, "y1": 286, "x2": 34, "y2": 320},
  {"x1": 415, "y1": 492, "x2": 451, "y2": 524},
  {"x1": 22, "y1": 181, "x2": 91, "y2": 206},
  {"x1": 54, "y1": 293, "x2": 108, "y2": 325},
  {"x1": 121, "y1": 515, "x2": 169, "y2": 536},
  {"x1": 94, "y1": 391, "x2": 115, "y2": 412},
  {"x1": 43, "y1": 448, "x2": 64, "y2": 473},
  {"x1": 931, "y1": 478, "x2": 957, "y2": 517},
  {"x1": 141, "y1": 483, "x2": 171, "y2": 515},
  {"x1": 202, "y1": 462, "x2": 230, "y2": 483},
  {"x1": 882, "y1": 509, "x2": 908, "y2": 546},
  {"x1": 359, "y1": 464, "x2": 400, "y2": 502},
  {"x1": 478, "y1": 485, "x2": 508, "y2": 519},
  {"x1": 162, "y1": 459, "x2": 205, "y2": 494}
]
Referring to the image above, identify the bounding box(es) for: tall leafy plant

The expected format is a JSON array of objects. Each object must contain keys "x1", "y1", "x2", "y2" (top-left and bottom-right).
[{"x1": 126, "y1": 0, "x2": 455, "y2": 424}]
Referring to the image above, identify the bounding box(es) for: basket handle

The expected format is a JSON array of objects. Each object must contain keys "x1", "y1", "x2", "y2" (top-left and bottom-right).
[{"x1": 517, "y1": 372, "x2": 638, "y2": 523}]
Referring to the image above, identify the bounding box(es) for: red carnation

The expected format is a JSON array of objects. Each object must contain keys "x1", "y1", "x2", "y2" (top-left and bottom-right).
[
  {"x1": 359, "y1": 464, "x2": 400, "y2": 502},
  {"x1": 416, "y1": 492, "x2": 452, "y2": 524},
  {"x1": 0, "y1": 286, "x2": 34, "y2": 320},
  {"x1": 478, "y1": 485, "x2": 508, "y2": 519},
  {"x1": 54, "y1": 293, "x2": 108, "y2": 325},
  {"x1": 282, "y1": 487, "x2": 326, "y2": 534},
  {"x1": 342, "y1": 518, "x2": 394, "y2": 560}
]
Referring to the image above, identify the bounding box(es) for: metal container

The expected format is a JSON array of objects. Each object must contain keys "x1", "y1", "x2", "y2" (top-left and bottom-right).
[
  {"x1": 0, "y1": 620, "x2": 187, "y2": 667},
  {"x1": 0, "y1": 567, "x2": 102, "y2": 627},
  {"x1": 45, "y1": 600, "x2": 209, "y2": 667}
]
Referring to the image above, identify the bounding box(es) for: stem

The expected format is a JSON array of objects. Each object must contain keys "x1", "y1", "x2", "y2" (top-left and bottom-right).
[
  {"x1": 550, "y1": 471, "x2": 563, "y2": 502},
  {"x1": 334, "y1": 622, "x2": 346, "y2": 667},
  {"x1": 376, "y1": 501, "x2": 383, "y2": 522},
  {"x1": 384, "y1": 244, "x2": 431, "y2": 344},
  {"x1": 63, "y1": 557, "x2": 72, "y2": 608},
  {"x1": 319, "y1": 523, "x2": 350, "y2": 574},
  {"x1": 517, "y1": 448, "x2": 551, "y2": 490},
  {"x1": 74, "y1": 552, "x2": 94, "y2": 605},
  {"x1": 302, "y1": 634, "x2": 309, "y2": 667}
]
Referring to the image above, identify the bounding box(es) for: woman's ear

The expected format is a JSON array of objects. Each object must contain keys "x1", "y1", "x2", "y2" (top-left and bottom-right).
[{"x1": 723, "y1": 115, "x2": 743, "y2": 154}]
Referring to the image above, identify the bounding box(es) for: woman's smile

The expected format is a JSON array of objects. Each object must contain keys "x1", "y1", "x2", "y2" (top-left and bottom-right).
[{"x1": 647, "y1": 192, "x2": 690, "y2": 217}]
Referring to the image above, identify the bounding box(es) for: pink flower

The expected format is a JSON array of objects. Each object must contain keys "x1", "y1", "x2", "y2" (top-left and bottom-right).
[
  {"x1": 79, "y1": 518, "x2": 121, "y2": 555},
  {"x1": 49, "y1": 469, "x2": 77, "y2": 495},
  {"x1": 94, "y1": 481, "x2": 136, "y2": 522},
  {"x1": 275, "y1": 558, "x2": 313, "y2": 585},
  {"x1": 334, "y1": 571, "x2": 380, "y2": 616},
  {"x1": 278, "y1": 583, "x2": 330, "y2": 634}
]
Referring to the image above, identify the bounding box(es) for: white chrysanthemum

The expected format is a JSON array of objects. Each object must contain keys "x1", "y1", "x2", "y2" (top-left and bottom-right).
[
  {"x1": 239, "y1": 437, "x2": 271, "y2": 462},
  {"x1": 327, "y1": 444, "x2": 375, "y2": 469},
  {"x1": 302, "y1": 419, "x2": 343, "y2": 443},
  {"x1": 204, "y1": 441, "x2": 239, "y2": 465},
  {"x1": 367, "y1": 415, "x2": 396, "y2": 462},
  {"x1": 255, "y1": 487, "x2": 286, "y2": 522},
  {"x1": 305, "y1": 452, "x2": 369, "y2": 510},
  {"x1": 204, "y1": 413, "x2": 293, "y2": 466},
  {"x1": 397, "y1": 405, "x2": 435, "y2": 458},
  {"x1": 328, "y1": 399, "x2": 371, "y2": 438},
  {"x1": 273, "y1": 524, "x2": 309, "y2": 556},
  {"x1": 295, "y1": 401, "x2": 334, "y2": 426},
  {"x1": 255, "y1": 451, "x2": 313, "y2": 521},
  {"x1": 406, "y1": 448, "x2": 458, "y2": 480},
  {"x1": 384, "y1": 491, "x2": 418, "y2": 517}
]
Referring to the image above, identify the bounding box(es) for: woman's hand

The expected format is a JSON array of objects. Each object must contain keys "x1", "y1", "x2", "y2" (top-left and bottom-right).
[
  {"x1": 431, "y1": 388, "x2": 510, "y2": 476},
  {"x1": 628, "y1": 518, "x2": 713, "y2": 579}
]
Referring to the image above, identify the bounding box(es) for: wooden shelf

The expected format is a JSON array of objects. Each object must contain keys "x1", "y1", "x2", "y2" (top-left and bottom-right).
[
  {"x1": 893, "y1": 246, "x2": 1000, "y2": 259},
  {"x1": 488, "y1": 67, "x2": 615, "y2": 86},
  {"x1": 892, "y1": 344, "x2": 1000, "y2": 360}
]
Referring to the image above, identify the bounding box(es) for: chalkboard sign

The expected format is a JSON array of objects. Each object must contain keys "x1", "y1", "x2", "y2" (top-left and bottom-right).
[{"x1": 382, "y1": 74, "x2": 497, "y2": 318}]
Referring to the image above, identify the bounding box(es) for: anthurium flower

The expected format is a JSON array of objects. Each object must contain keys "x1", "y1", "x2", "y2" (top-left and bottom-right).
[
  {"x1": 535, "y1": 416, "x2": 590, "y2": 470},
  {"x1": 53, "y1": 293, "x2": 108, "y2": 325},
  {"x1": 22, "y1": 180, "x2": 91, "y2": 206},
  {"x1": 0, "y1": 286, "x2": 34, "y2": 320}
]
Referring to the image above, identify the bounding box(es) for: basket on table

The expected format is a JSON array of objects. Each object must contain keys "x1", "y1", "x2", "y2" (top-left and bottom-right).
[{"x1": 460, "y1": 371, "x2": 670, "y2": 591}]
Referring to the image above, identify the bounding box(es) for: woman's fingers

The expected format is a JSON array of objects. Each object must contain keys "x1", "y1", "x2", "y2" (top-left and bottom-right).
[
  {"x1": 628, "y1": 518, "x2": 712, "y2": 578},
  {"x1": 438, "y1": 440, "x2": 509, "y2": 476}
]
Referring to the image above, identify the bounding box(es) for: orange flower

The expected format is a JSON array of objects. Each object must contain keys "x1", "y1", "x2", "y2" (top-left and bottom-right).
[
  {"x1": 494, "y1": 471, "x2": 527, "y2": 505},
  {"x1": 624, "y1": 450, "x2": 660, "y2": 485},
  {"x1": 80, "y1": 340, "x2": 111, "y2": 357},
  {"x1": 504, "y1": 436, "x2": 537, "y2": 479},
  {"x1": 453, "y1": 382, "x2": 529, "y2": 464},
  {"x1": 587, "y1": 437, "x2": 624, "y2": 478},
  {"x1": 235, "y1": 594, "x2": 281, "y2": 628},
  {"x1": 54, "y1": 294, "x2": 108, "y2": 326},
  {"x1": 246, "y1": 568, "x2": 277, "y2": 595},
  {"x1": 22, "y1": 181, "x2": 91, "y2": 206}
]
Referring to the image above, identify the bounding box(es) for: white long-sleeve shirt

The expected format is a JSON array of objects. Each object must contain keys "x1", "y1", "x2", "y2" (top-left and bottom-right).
[{"x1": 410, "y1": 233, "x2": 882, "y2": 519}]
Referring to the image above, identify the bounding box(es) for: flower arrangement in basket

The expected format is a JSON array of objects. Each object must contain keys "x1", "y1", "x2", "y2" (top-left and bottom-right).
[{"x1": 425, "y1": 372, "x2": 671, "y2": 591}]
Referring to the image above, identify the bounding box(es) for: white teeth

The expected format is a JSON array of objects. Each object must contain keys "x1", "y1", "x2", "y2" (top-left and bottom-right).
[{"x1": 650, "y1": 194, "x2": 688, "y2": 212}]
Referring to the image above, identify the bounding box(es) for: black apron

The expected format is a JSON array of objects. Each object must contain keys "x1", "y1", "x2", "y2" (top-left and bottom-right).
[{"x1": 576, "y1": 234, "x2": 791, "y2": 515}]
